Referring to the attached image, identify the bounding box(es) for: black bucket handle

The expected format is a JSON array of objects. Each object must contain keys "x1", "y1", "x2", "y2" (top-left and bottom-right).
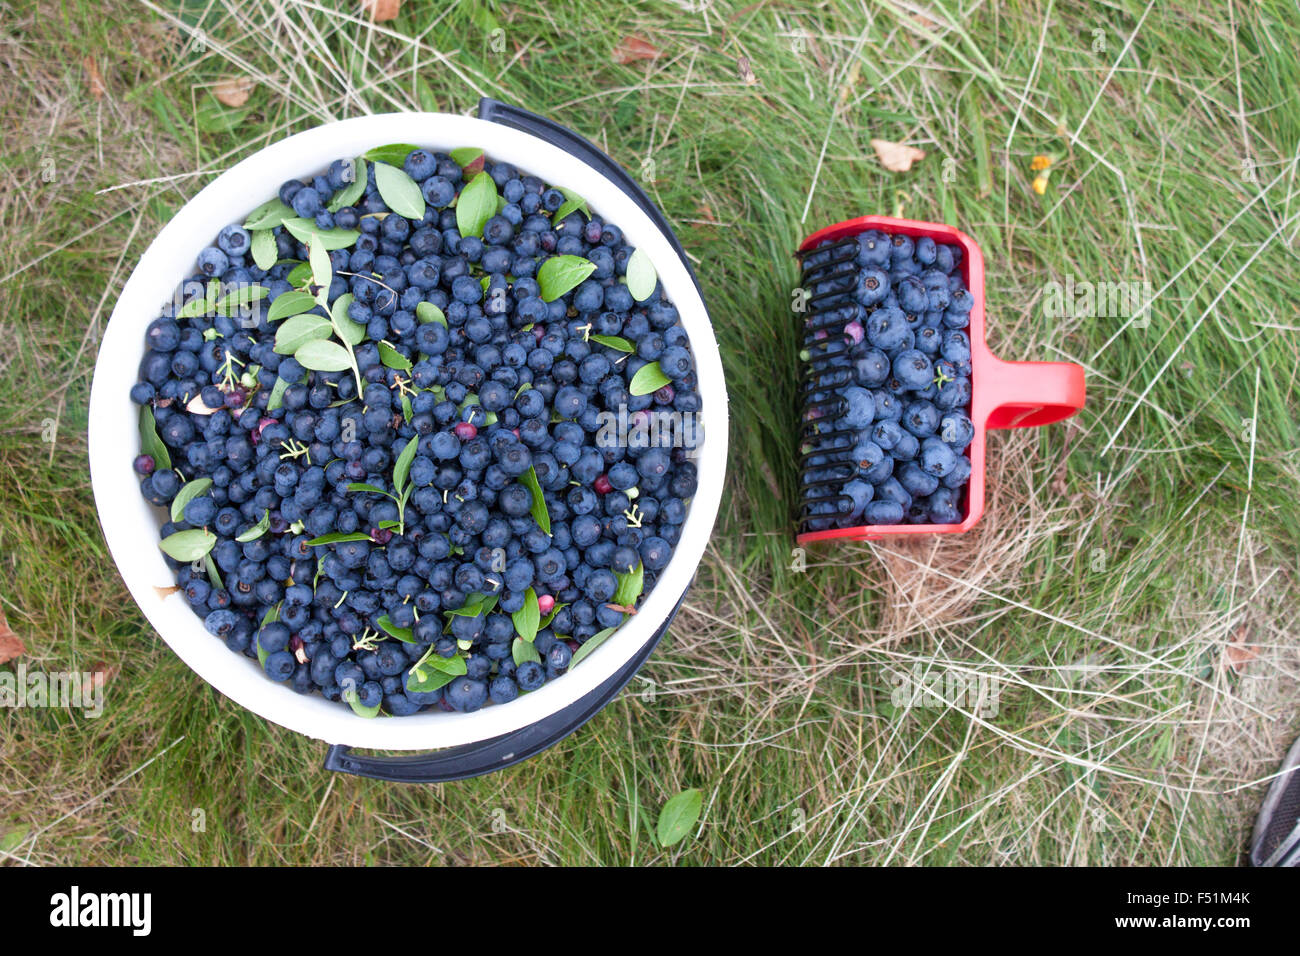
[{"x1": 324, "y1": 99, "x2": 699, "y2": 784}]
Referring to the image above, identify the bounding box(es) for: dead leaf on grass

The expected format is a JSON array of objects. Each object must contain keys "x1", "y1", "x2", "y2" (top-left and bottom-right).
[
  {"x1": 1224, "y1": 625, "x2": 1258, "y2": 675},
  {"x1": 213, "y1": 76, "x2": 255, "y2": 108},
  {"x1": 613, "y1": 36, "x2": 661, "y2": 64},
  {"x1": 83, "y1": 57, "x2": 105, "y2": 100},
  {"x1": 361, "y1": 0, "x2": 401, "y2": 22},
  {"x1": 871, "y1": 138, "x2": 926, "y2": 173},
  {"x1": 738, "y1": 57, "x2": 758, "y2": 86},
  {"x1": 0, "y1": 610, "x2": 24, "y2": 664}
]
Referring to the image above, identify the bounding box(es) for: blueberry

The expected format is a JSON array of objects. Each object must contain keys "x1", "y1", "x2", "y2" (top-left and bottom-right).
[
  {"x1": 920, "y1": 437, "x2": 957, "y2": 477},
  {"x1": 516, "y1": 660, "x2": 545, "y2": 692},
  {"x1": 263, "y1": 651, "x2": 296, "y2": 682},
  {"x1": 865, "y1": 500, "x2": 904, "y2": 525},
  {"x1": 444, "y1": 676, "x2": 489, "y2": 712}
]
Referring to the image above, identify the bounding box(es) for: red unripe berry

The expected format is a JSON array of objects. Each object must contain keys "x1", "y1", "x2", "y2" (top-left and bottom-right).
[
  {"x1": 594, "y1": 474, "x2": 613, "y2": 495},
  {"x1": 537, "y1": 594, "x2": 555, "y2": 616},
  {"x1": 454, "y1": 422, "x2": 478, "y2": 440}
]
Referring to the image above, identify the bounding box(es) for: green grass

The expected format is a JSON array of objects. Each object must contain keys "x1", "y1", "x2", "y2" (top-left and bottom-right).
[{"x1": 2, "y1": 0, "x2": 1299, "y2": 865}]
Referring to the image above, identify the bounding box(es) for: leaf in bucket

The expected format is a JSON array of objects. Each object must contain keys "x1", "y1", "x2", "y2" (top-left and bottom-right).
[
  {"x1": 235, "y1": 509, "x2": 270, "y2": 543},
  {"x1": 569, "y1": 626, "x2": 616, "y2": 668},
  {"x1": 392, "y1": 438, "x2": 417, "y2": 493},
  {"x1": 327, "y1": 157, "x2": 368, "y2": 212},
  {"x1": 170, "y1": 477, "x2": 213, "y2": 523},
  {"x1": 378, "y1": 340, "x2": 412, "y2": 371},
  {"x1": 373, "y1": 161, "x2": 426, "y2": 220},
  {"x1": 364, "y1": 142, "x2": 419, "y2": 165},
  {"x1": 376, "y1": 615, "x2": 414, "y2": 643},
  {"x1": 614, "y1": 562, "x2": 645, "y2": 607},
  {"x1": 308, "y1": 237, "x2": 333, "y2": 291},
  {"x1": 343, "y1": 683, "x2": 381, "y2": 718},
  {"x1": 624, "y1": 247, "x2": 657, "y2": 301},
  {"x1": 590, "y1": 334, "x2": 634, "y2": 353},
  {"x1": 158, "y1": 528, "x2": 216, "y2": 562},
  {"x1": 295, "y1": 339, "x2": 353, "y2": 372},
  {"x1": 512, "y1": 587, "x2": 541, "y2": 643},
  {"x1": 449, "y1": 147, "x2": 483, "y2": 168},
  {"x1": 250, "y1": 229, "x2": 278, "y2": 270},
  {"x1": 274, "y1": 313, "x2": 332, "y2": 355},
  {"x1": 512, "y1": 637, "x2": 541, "y2": 667},
  {"x1": 656, "y1": 788, "x2": 703, "y2": 847},
  {"x1": 330, "y1": 293, "x2": 365, "y2": 346},
  {"x1": 243, "y1": 196, "x2": 294, "y2": 231},
  {"x1": 416, "y1": 301, "x2": 447, "y2": 327},
  {"x1": 538, "y1": 254, "x2": 596, "y2": 302},
  {"x1": 553, "y1": 187, "x2": 590, "y2": 222},
  {"x1": 629, "y1": 361, "x2": 672, "y2": 396},
  {"x1": 456, "y1": 171, "x2": 498, "y2": 240},
  {"x1": 280, "y1": 217, "x2": 360, "y2": 250},
  {"x1": 307, "y1": 531, "x2": 373, "y2": 546},
  {"x1": 267, "y1": 290, "x2": 317, "y2": 322},
  {"x1": 518, "y1": 466, "x2": 551, "y2": 534},
  {"x1": 138, "y1": 404, "x2": 172, "y2": 470}
]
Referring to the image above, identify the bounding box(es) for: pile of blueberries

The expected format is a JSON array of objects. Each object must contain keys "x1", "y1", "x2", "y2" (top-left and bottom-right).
[
  {"x1": 130, "y1": 147, "x2": 701, "y2": 715},
  {"x1": 799, "y1": 230, "x2": 974, "y2": 529}
]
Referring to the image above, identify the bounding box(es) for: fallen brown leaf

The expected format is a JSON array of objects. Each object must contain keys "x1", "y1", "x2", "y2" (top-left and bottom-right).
[
  {"x1": 83, "y1": 56, "x2": 105, "y2": 100},
  {"x1": 361, "y1": 0, "x2": 401, "y2": 22},
  {"x1": 738, "y1": 56, "x2": 758, "y2": 86},
  {"x1": 613, "y1": 35, "x2": 661, "y2": 64},
  {"x1": 1224, "y1": 625, "x2": 1258, "y2": 675},
  {"x1": 871, "y1": 138, "x2": 926, "y2": 173},
  {"x1": 213, "y1": 76, "x2": 255, "y2": 108},
  {"x1": 81, "y1": 663, "x2": 119, "y2": 698},
  {"x1": 0, "y1": 610, "x2": 23, "y2": 665},
  {"x1": 153, "y1": 584, "x2": 182, "y2": 600}
]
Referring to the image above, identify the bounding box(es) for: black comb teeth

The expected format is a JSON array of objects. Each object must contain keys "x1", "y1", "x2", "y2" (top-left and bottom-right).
[{"x1": 796, "y1": 237, "x2": 862, "y2": 533}]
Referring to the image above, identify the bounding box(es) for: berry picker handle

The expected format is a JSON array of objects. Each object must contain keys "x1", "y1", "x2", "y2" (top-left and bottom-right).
[{"x1": 979, "y1": 354, "x2": 1086, "y2": 430}]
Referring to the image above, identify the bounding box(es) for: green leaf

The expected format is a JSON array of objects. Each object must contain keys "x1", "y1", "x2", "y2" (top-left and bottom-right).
[
  {"x1": 629, "y1": 361, "x2": 672, "y2": 396},
  {"x1": 267, "y1": 290, "x2": 318, "y2": 321},
  {"x1": 512, "y1": 587, "x2": 541, "y2": 643},
  {"x1": 377, "y1": 520, "x2": 402, "y2": 530},
  {"x1": 377, "y1": 341, "x2": 412, "y2": 371},
  {"x1": 158, "y1": 528, "x2": 216, "y2": 562},
  {"x1": 274, "y1": 313, "x2": 332, "y2": 354},
  {"x1": 456, "y1": 171, "x2": 498, "y2": 239},
  {"x1": 416, "y1": 301, "x2": 447, "y2": 327},
  {"x1": 343, "y1": 684, "x2": 381, "y2": 718},
  {"x1": 170, "y1": 477, "x2": 213, "y2": 523},
  {"x1": 204, "y1": 553, "x2": 224, "y2": 590},
  {"x1": 295, "y1": 339, "x2": 353, "y2": 372},
  {"x1": 553, "y1": 187, "x2": 590, "y2": 223},
  {"x1": 401, "y1": 393, "x2": 413, "y2": 424},
  {"x1": 569, "y1": 626, "x2": 617, "y2": 668},
  {"x1": 236, "y1": 509, "x2": 271, "y2": 543},
  {"x1": 405, "y1": 667, "x2": 456, "y2": 695},
  {"x1": 330, "y1": 293, "x2": 365, "y2": 346},
  {"x1": 518, "y1": 466, "x2": 551, "y2": 535},
  {"x1": 364, "y1": 143, "x2": 420, "y2": 166},
  {"x1": 266, "y1": 376, "x2": 291, "y2": 412},
  {"x1": 286, "y1": 261, "x2": 313, "y2": 288},
  {"x1": 138, "y1": 404, "x2": 172, "y2": 470},
  {"x1": 625, "y1": 247, "x2": 658, "y2": 302},
  {"x1": 539, "y1": 603, "x2": 568, "y2": 630},
  {"x1": 176, "y1": 291, "x2": 212, "y2": 319},
  {"x1": 309, "y1": 237, "x2": 333, "y2": 290},
  {"x1": 243, "y1": 197, "x2": 294, "y2": 231},
  {"x1": 213, "y1": 284, "x2": 269, "y2": 315},
  {"x1": 538, "y1": 254, "x2": 597, "y2": 302},
  {"x1": 280, "y1": 217, "x2": 360, "y2": 250},
  {"x1": 307, "y1": 531, "x2": 373, "y2": 545},
  {"x1": 449, "y1": 147, "x2": 483, "y2": 168},
  {"x1": 614, "y1": 562, "x2": 645, "y2": 607},
  {"x1": 415, "y1": 77, "x2": 438, "y2": 112},
  {"x1": 376, "y1": 615, "x2": 414, "y2": 643},
  {"x1": 512, "y1": 637, "x2": 541, "y2": 667},
  {"x1": 656, "y1": 788, "x2": 703, "y2": 847},
  {"x1": 327, "y1": 157, "x2": 368, "y2": 211},
  {"x1": 445, "y1": 592, "x2": 498, "y2": 618},
  {"x1": 591, "y1": 334, "x2": 634, "y2": 353},
  {"x1": 0, "y1": 824, "x2": 30, "y2": 855},
  {"x1": 250, "y1": 229, "x2": 278, "y2": 271},
  {"x1": 373, "y1": 161, "x2": 426, "y2": 220},
  {"x1": 392, "y1": 438, "x2": 417, "y2": 494},
  {"x1": 347, "y1": 482, "x2": 390, "y2": 496}
]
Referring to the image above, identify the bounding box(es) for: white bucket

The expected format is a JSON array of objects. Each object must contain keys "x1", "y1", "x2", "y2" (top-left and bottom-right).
[{"x1": 88, "y1": 111, "x2": 728, "y2": 755}]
